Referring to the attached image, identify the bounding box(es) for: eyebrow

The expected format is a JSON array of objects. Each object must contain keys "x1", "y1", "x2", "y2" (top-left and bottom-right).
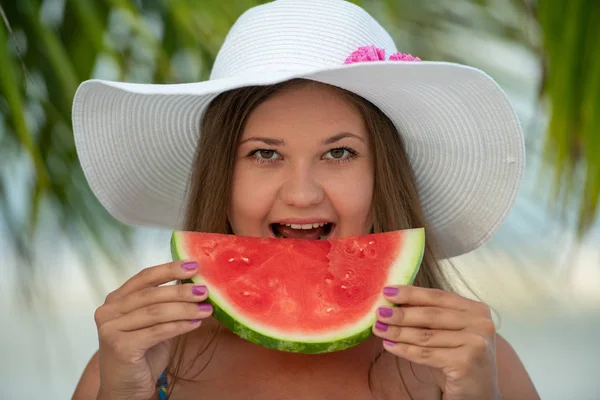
[
  {"x1": 239, "y1": 132, "x2": 365, "y2": 146},
  {"x1": 323, "y1": 132, "x2": 365, "y2": 145},
  {"x1": 239, "y1": 137, "x2": 285, "y2": 146}
]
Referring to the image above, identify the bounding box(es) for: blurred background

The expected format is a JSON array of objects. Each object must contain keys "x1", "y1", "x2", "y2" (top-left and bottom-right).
[{"x1": 0, "y1": 0, "x2": 599, "y2": 399}]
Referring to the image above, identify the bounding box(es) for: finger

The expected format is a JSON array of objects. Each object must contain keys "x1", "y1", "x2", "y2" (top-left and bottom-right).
[
  {"x1": 377, "y1": 305, "x2": 470, "y2": 330},
  {"x1": 382, "y1": 286, "x2": 483, "y2": 313},
  {"x1": 111, "y1": 319, "x2": 203, "y2": 358},
  {"x1": 111, "y1": 301, "x2": 213, "y2": 332},
  {"x1": 381, "y1": 340, "x2": 455, "y2": 370},
  {"x1": 110, "y1": 260, "x2": 200, "y2": 300},
  {"x1": 373, "y1": 323, "x2": 464, "y2": 348},
  {"x1": 116, "y1": 283, "x2": 209, "y2": 315}
]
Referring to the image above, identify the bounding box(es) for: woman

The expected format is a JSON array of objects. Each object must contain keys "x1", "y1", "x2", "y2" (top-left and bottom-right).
[{"x1": 71, "y1": 1, "x2": 539, "y2": 398}]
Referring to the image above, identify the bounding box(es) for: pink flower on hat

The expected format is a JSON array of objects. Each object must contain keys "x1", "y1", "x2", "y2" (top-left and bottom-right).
[
  {"x1": 344, "y1": 45, "x2": 386, "y2": 64},
  {"x1": 345, "y1": 46, "x2": 422, "y2": 64},
  {"x1": 389, "y1": 52, "x2": 421, "y2": 62}
]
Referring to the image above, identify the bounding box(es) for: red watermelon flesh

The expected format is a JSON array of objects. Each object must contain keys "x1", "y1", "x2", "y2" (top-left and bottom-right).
[{"x1": 171, "y1": 229, "x2": 424, "y2": 353}]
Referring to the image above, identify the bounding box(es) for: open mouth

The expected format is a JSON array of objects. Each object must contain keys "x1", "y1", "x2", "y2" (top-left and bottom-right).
[{"x1": 270, "y1": 222, "x2": 334, "y2": 240}]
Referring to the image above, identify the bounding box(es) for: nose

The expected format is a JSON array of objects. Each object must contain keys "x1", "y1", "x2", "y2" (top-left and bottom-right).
[{"x1": 278, "y1": 164, "x2": 325, "y2": 208}]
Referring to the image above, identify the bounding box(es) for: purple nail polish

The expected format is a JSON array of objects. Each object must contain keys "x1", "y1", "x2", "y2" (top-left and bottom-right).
[
  {"x1": 383, "y1": 339, "x2": 396, "y2": 347},
  {"x1": 375, "y1": 321, "x2": 388, "y2": 331},
  {"x1": 198, "y1": 303, "x2": 213, "y2": 313},
  {"x1": 383, "y1": 286, "x2": 398, "y2": 296},
  {"x1": 190, "y1": 319, "x2": 202, "y2": 324},
  {"x1": 378, "y1": 306, "x2": 393, "y2": 318},
  {"x1": 192, "y1": 285, "x2": 207, "y2": 295},
  {"x1": 181, "y1": 261, "x2": 198, "y2": 270}
]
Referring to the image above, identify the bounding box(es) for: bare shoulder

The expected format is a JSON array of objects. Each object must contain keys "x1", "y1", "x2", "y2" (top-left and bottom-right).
[
  {"x1": 495, "y1": 333, "x2": 541, "y2": 399},
  {"x1": 72, "y1": 350, "x2": 100, "y2": 400}
]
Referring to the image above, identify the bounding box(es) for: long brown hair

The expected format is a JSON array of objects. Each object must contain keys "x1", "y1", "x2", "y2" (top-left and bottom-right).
[{"x1": 165, "y1": 78, "x2": 457, "y2": 396}]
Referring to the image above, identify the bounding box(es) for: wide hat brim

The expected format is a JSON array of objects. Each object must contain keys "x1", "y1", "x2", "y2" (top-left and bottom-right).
[{"x1": 72, "y1": 60, "x2": 524, "y2": 259}]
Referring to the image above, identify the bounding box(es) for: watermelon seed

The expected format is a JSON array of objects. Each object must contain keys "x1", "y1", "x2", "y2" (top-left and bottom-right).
[
  {"x1": 326, "y1": 307, "x2": 333, "y2": 313},
  {"x1": 365, "y1": 248, "x2": 377, "y2": 257},
  {"x1": 228, "y1": 256, "x2": 250, "y2": 263},
  {"x1": 341, "y1": 285, "x2": 347, "y2": 289}
]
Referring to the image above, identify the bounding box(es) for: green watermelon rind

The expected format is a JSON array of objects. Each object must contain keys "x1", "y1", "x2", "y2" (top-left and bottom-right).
[{"x1": 171, "y1": 229, "x2": 425, "y2": 354}]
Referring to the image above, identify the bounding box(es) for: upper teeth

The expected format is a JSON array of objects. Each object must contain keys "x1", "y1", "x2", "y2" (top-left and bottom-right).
[{"x1": 280, "y1": 223, "x2": 327, "y2": 230}]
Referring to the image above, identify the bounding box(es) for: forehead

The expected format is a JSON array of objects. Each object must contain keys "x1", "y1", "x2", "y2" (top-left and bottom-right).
[{"x1": 241, "y1": 83, "x2": 367, "y2": 140}]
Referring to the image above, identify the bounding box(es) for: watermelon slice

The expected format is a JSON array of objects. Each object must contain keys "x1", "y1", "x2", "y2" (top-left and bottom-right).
[{"x1": 171, "y1": 229, "x2": 424, "y2": 354}]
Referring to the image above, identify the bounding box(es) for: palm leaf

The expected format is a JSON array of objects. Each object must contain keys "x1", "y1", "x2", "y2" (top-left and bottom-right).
[{"x1": 537, "y1": 0, "x2": 600, "y2": 235}]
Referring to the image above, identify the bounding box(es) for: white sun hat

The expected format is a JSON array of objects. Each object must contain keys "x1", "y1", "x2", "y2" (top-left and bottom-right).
[{"x1": 72, "y1": 0, "x2": 524, "y2": 258}]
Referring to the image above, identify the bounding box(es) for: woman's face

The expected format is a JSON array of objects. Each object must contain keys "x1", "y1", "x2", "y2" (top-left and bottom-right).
[{"x1": 229, "y1": 83, "x2": 374, "y2": 240}]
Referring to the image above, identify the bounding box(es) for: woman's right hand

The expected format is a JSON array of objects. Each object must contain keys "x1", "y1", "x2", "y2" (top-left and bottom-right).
[{"x1": 94, "y1": 260, "x2": 212, "y2": 400}]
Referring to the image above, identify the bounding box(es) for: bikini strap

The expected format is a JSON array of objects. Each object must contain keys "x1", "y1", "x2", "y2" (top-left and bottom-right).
[{"x1": 157, "y1": 370, "x2": 169, "y2": 399}]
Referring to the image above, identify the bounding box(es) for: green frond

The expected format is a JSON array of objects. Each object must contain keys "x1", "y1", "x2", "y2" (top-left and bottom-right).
[
  {"x1": 0, "y1": 18, "x2": 49, "y2": 190},
  {"x1": 537, "y1": 0, "x2": 600, "y2": 235}
]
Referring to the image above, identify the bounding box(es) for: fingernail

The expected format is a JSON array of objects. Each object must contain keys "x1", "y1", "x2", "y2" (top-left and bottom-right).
[
  {"x1": 181, "y1": 261, "x2": 198, "y2": 270},
  {"x1": 192, "y1": 285, "x2": 207, "y2": 295},
  {"x1": 383, "y1": 286, "x2": 398, "y2": 296},
  {"x1": 190, "y1": 319, "x2": 202, "y2": 324},
  {"x1": 378, "y1": 306, "x2": 393, "y2": 318},
  {"x1": 198, "y1": 303, "x2": 213, "y2": 313},
  {"x1": 375, "y1": 321, "x2": 388, "y2": 331},
  {"x1": 383, "y1": 339, "x2": 396, "y2": 347}
]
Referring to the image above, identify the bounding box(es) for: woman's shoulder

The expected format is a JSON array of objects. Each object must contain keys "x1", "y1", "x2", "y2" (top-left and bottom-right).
[{"x1": 495, "y1": 333, "x2": 540, "y2": 399}]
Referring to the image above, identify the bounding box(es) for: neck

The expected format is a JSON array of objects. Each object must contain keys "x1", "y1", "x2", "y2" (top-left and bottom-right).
[{"x1": 185, "y1": 317, "x2": 384, "y2": 380}]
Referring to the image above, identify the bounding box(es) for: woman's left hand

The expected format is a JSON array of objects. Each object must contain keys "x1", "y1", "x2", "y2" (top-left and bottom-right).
[{"x1": 372, "y1": 285, "x2": 500, "y2": 400}]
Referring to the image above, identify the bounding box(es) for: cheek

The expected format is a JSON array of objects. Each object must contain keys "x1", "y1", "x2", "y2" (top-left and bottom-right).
[
  {"x1": 325, "y1": 165, "x2": 374, "y2": 226},
  {"x1": 229, "y1": 167, "x2": 278, "y2": 233}
]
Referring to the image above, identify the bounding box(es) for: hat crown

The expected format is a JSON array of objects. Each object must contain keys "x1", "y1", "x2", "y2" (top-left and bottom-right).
[{"x1": 210, "y1": 0, "x2": 398, "y2": 79}]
